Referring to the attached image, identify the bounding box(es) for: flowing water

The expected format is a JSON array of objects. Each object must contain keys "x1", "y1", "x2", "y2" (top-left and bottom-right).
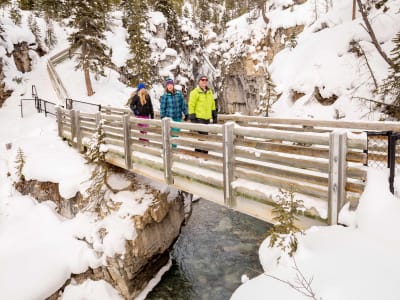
[{"x1": 146, "y1": 199, "x2": 272, "y2": 300}]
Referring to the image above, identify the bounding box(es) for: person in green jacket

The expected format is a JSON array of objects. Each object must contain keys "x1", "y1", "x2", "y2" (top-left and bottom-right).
[{"x1": 188, "y1": 74, "x2": 217, "y2": 153}]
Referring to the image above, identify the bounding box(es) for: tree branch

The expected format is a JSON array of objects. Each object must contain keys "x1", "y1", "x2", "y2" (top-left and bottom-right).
[
  {"x1": 260, "y1": 2, "x2": 269, "y2": 24},
  {"x1": 356, "y1": 0, "x2": 395, "y2": 69},
  {"x1": 356, "y1": 41, "x2": 378, "y2": 89}
]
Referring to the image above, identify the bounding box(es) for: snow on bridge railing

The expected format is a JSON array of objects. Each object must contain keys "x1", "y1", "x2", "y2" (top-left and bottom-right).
[{"x1": 55, "y1": 107, "x2": 372, "y2": 228}]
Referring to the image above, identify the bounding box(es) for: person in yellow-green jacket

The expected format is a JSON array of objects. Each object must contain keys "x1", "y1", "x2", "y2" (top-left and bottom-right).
[{"x1": 188, "y1": 74, "x2": 217, "y2": 153}]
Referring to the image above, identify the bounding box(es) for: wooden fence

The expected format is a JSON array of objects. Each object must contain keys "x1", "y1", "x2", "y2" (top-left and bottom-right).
[{"x1": 56, "y1": 107, "x2": 384, "y2": 228}]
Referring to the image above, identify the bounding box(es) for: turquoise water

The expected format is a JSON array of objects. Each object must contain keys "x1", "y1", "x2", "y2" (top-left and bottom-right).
[{"x1": 146, "y1": 199, "x2": 272, "y2": 300}]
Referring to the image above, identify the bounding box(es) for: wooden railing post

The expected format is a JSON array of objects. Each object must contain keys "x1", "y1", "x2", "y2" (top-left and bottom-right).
[
  {"x1": 223, "y1": 122, "x2": 235, "y2": 207},
  {"x1": 74, "y1": 110, "x2": 82, "y2": 151},
  {"x1": 56, "y1": 106, "x2": 63, "y2": 138},
  {"x1": 95, "y1": 111, "x2": 101, "y2": 127},
  {"x1": 162, "y1": 117, "x2": 173, "y2": 184},
  {"x1": 70, "y1": 109, "x2": 76, "y2": 146},
  {"x1": 123, "y1": 115, "x2": 132, "y2": 169},
  {"x1": 328, "y1": 131, "x2": 347, "y2": 225}
]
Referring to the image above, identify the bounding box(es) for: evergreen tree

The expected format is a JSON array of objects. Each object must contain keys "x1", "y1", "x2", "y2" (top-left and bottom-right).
[
  {"x1": 10, "y1": 5, "x2": 22, "y2": 25},
  {"x1": 28, "y1": 13, "x2": 43, "y2": 50},
  {"x1": 68, "y1": 0, "x2": 111, "y2": 96},
  {"x1": 286, "y1": 32, "x2": 298, "y2": 50},
  {"x1": 122, "y1": 0, "x2": 152, "y2": 86},
  {"x1": 82, "y1": 122, "x2": 110, "y2": 214},
  {"x1": 381, "y1": 31, "x2": 400, "y2": 119},
  {"x1": 255, "y1": 69, "x2": 278, "y2": 117},
  {"x1": 154, "y1": 0, "x2": 182, "y2": 48},
  {"x1": 18, "y1": 0, "x2": 34, "y2": 10},
  {"x1": 14, "y1": 147, "x2": 26, "y2": 181},
  {"x1": 0, "y1": 1, "x2": 11, "y2": 9},
  {"x1": 44, "y1": 17, "x2": 57, "y2": 49},
  {"x1": 0, "y1": 24, "x2": 5, "y2": 42},
  {"x1": 267, "y1": 186, "x2": 304, "y2": 261},
  {"x1": 36, "y1": 0, "x2": 66, "y2": 20}
]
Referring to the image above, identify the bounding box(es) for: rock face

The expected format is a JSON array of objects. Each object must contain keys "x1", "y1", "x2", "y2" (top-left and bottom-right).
[
  {"x1": 12, "y1": 42, "x2": 32, "y2": 73},
  {"x1": 219, "y1": 25, "x2": 304, "y2": 115},
  {"x1": 14, "y1": 179, "x2": 77, "y2": 218},
  {"x1": 0, "y1": 59, "x2": 12, "y2": 108},
  {"x1": 15, "y1": 177, "x2": 186, "y2": 299},
  {"x1": 68, "y1": 192, "x2": 185, "y2": 300}
]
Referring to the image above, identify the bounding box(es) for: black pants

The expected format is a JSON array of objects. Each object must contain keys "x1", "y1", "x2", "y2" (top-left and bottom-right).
[{"x1": 191, "y1": 118, "x2": 209, "y2": 153}]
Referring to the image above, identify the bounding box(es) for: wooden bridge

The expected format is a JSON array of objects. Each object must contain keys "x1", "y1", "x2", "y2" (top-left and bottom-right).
[{"x1": 55, "y1": 106, "x2": 400, "y2": 228}]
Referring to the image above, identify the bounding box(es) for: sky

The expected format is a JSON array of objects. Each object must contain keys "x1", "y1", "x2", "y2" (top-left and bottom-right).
[{"x1": 1, "y1": 1, "x2": 400, "y2": 299}]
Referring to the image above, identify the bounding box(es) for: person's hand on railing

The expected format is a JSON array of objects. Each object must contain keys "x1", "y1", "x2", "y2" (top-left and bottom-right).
[{"x1": 189, "y1": 114, "x2": 196, "y2": 121}]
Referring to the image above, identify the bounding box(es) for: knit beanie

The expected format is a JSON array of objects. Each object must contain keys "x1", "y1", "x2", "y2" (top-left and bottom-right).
[
  {"x1": 137, "y1": 83, "x2": 146, "y2": 92},
  {"x1": 197, "y1": 74, "x2": 208, "y2": 82},
  {"x1": 165, "y1": 78, "x2": 174, "y2": 86}
]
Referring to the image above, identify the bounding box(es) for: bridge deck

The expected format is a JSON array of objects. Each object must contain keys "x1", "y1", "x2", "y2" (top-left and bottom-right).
[{"x1": 55, "y1": 107, "x2": 383, "y2": 228}]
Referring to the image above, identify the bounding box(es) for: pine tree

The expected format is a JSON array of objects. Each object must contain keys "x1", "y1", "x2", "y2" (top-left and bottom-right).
[
  {"x1": 68, "y1": 0, "x2": 111, "y2": 96},
  {"x1": 286, "y1": 32, "x2": 298, "y2": 50},
  {"x1": 267, "y1": 186, "x2": 304, "y2": 260},
  {"x1": 44, "y1": 17, "x2": 57, "y2": 49},
  {"x1": 18, "y1": 0, "x2": 34, "y2": 10},
  {"x1": 14, "y1": 147, "x2": 26, "y2": 181},
  {"x1": 122, "y1": 0, "x2": 152, "y2": 86},
  {"x1": 28, "y1": 13, "x2": 43, "y2": 50},
  {"x1": 154, "y1": 0, "x2": 182, "y2": 48},
  {"x1": 36, "y1": 0, "x2": 66, "y2": 20},
  {"x1": 0, "y1": 24, "x2": 5, "y2": 42},
  {"x1": 381, "y1": 31, "x2": 400, "y2": 118},
  {"x1": 82, "y1": 122, "x2": 110, "y2": 215},
  {"x1": 0, "y1": 1, "x2": 11, "y2": 8},
  {"x1": 255, "y1": 69, "x2": 278, "y2": 117},
  {"x1": 10, "y1": 5, "x2": 22, "y2": 25}
]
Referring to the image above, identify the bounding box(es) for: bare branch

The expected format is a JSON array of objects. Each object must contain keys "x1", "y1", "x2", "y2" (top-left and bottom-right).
[
  {"x1": 356, "y1": 0, "x2": 395, "y2": 69},
  {"x1": 249, "y1": 257, "x2": 321, "y2": 299},
  {"x1": 356, "y1": 41, "x2": 379, "y2": 89},
  {"x1": 353, "y1": 96, "x2": 399, "y2": 108}
]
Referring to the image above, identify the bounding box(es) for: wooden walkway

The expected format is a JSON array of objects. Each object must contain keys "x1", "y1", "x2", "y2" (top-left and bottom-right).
[{"x1": 56, "y1": 106, "x2": 400, "y2": 228}]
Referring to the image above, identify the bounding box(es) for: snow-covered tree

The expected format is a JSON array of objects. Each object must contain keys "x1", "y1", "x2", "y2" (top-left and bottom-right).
[
  {"x1": 28, "y1": 13, "x2": 43, "y2": 51},
  {"x1": 82, "y1": 122, "x2": 111, "y2": 215},
  {"x1": 268, "y1": 186, "x2": 304, "y2": 259},
  {"x1": 255, "y1": 69, "x2": 278, "y2": 117},
  {"x1": 381, "y1": 31, "x2": 400, "y2": 119},
  {"x1": 122, "y1": 0, "x2": 152, "y2": 86},
  {"x1": 154, "y1": 0, "x2": 182, "y2": 48},
  {"x1": 9, "y1": 5, "x2": 22, "y2": 25},
  {"x1": 14, "y1": 147, "x2": 26, "y2": 181},
  {"x1": 68, "y1": 0, "x2": 111, "y2": 96},
  {"x1": 44, "y1": 17, "x2": 57, "y2": 49}
]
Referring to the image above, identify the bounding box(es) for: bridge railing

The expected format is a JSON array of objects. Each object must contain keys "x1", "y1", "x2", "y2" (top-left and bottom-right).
[{"x1": 56, "y1": 107, "x2": 370, "y2": 227}]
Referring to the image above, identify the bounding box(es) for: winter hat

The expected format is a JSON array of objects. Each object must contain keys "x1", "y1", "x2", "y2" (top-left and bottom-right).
[
  {"x1": 137, "y1": 83, "x2": 146, "y2": 92},
  {"x1": 165, "y1": 78, "x2": 174, "y2": 86},
  {"x1": 197, "y1": 74, "x2": 208, "y2": 82}
]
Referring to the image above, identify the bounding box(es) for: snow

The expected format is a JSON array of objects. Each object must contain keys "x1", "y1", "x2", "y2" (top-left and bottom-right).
[
  {"x1": 61, "y1": 279, "x2": 124, "y2": 300},
  {"x1": 1, "y1": 1, "x2": 400, "y2": 299},
  {"x1": 232, "y1": 170, "x2": 400, "y2": 300}
]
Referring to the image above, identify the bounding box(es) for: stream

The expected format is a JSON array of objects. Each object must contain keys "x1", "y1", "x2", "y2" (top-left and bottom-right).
[{"x1": 146, "y1": 198, "x2": 272, "y2": 300}]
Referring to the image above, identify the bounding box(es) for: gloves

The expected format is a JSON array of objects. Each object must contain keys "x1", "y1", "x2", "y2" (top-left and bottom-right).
[
  {"x1": 189, "y1": 114, "x2": 196, "y2": 121},
  {"x1": 212, "y1": 110, "x2": 217, "y2": 124},
  {"x1": 184, "y1": 114, "x2": 189, "y2": 121}
]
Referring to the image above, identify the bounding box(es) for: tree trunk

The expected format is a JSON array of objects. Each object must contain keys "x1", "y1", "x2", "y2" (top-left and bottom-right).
[
  {"x1": 260, "y1": 2, "x2": 269, "y2": 24},
  {"x1": 356, "y1": 0, "x2": 395, "y2": 69},
  {"x1": 84, "y1": 62, "x2": 94, "y2": 96},
  {"x1": 352, "y1": 0, "x2": 356, "y2": 20}
]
